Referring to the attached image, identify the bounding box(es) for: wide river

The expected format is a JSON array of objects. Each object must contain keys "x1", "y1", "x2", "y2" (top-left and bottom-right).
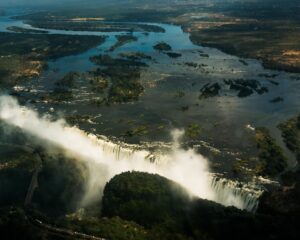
[{"x1": 0, "y1": 9, "x2": 299, "y2": 176}]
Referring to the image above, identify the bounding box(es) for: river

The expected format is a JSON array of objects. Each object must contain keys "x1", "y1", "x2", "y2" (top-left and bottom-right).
[{"x1": 0, "y1": 10, "x2": 299, "y2": 174}]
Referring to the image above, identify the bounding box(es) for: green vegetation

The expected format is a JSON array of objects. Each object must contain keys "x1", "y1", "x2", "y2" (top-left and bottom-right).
[
  {"x1": 153, "y1": 42, "x2": 172, "y2": 51},
  {"x1": 119, "y1": 51, "x2": 152, "y2": 61},
  {"x1": 258, "y1": 169, "x2": 300, "y2": 215},
  {"x1": 0, "y1": 150, "x2": 36, "y2": 206},
  {"x1": 57, "y1": 215, "x2": 148, "y2": 240},
  {"x1": 0, "y1": 122, "x2": 88, "y2": 216},
  {"x1": 90, "y1": 54, "x2": 145, "y2": 103},
  {"x1": 14, "y1": 0, "x2": 300, "y2": 74},
  {"x1": 0, "y1": 33, "x2": 105, "y2": 59},
  {"x1": 0, "y1": 129, "x2": 299, "y2": 240},
  {"x1": 109, "y1": 34, "x2": 138, "y2": 52},
  {"x1": 0, "y1": 32, "x2": 105, "y2": 87},
  {"x1": 270, "y1": 97, "x2": 284, "y2": 103},
  {"x1": 1, "y1": 2, "x2": 300, "y2": 239},
  {"x1": 32, "y1": 155, "x2": 87, "y2": 216},
  {"x1": 165, "y1": 52, "x2": 182, "y2": 58},
  {"x1": 102, "y1": 171, "x2": 239, "y2": 239},
  {"x1": 101, "y1": 171, "x2": 299, "y2": 240},
  {"x1": 65, "y1": 114, "x2": 94, "y2": 126},
  {"x1": 39, "y1": 90, "x2": 73, "y2": 103},
  {"x1": 199, "y1": 83, "x2": 221, "y2": 99},
  {"x1": 224, "y1": 79, "x2": 268, "y2": 98},
  {"x1": 184, "y1": 62, "x2": 198, "y2": 68},
  {"x1": 17, "y1": 14, "x2": 165, "y2": 33},
  {"x1": 90, "y1": 54, "x2": 147, "y2": 67},
  {"x1": 43, "y1": 72, "x2": 82, "y2": 102},
  {"x1": 278, "y1": 115, "x2": 300, "y2": 161},
  {"x1": 55, "y1": 71, "x2": 80, "y2": 88},
  {"x1": 7, "y1": 26, "x2": 48, "y2": 34},
  {"x1": 102, "y1": 172, "x2": 193, "y2": 232},
  {"x1": 123, "y1": 125, "x2": 149, "y2": 137},
  {"x1": 174, "y1": 90, "x2": 185, "y2": 98},
  {"x1": 187, "y1": 12, "x2": 300, "y2": 73},
  {"x1": 185, "y1": 123, "x2": 201, "y2": 139},
  {"x1": 0, "y1": 207, "x2": 61, "y2": 239},
  {"x1": 106, "y1": 67, "x2": 144, "y2": 103},
  {"x1": 254, "y1": 127, "x2": 288, "y2": 177},
  {"x1": 87, "y1": 69, "x2": 109, "y2": 92}
]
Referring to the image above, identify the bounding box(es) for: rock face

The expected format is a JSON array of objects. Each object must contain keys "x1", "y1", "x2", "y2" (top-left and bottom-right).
[{"x1": 258, "y1": 170, "x2": 300, "y2": 215}]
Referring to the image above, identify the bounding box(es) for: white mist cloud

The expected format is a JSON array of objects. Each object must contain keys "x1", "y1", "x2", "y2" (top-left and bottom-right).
[{"x1": 0, "y1": 95, "x2": 258, "y2": 210}]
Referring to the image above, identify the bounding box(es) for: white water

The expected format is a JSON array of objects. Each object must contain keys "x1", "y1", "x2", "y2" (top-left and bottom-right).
[
  {"x1": 0, "y1": 95, "x2": 262, "y2": 211},
  {"x1": 211, "y1": 177, "x2": 263, "y2": 212}
]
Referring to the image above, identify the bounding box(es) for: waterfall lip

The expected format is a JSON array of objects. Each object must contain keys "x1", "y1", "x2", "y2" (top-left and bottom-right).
[
  {"x1": 0, "y1": 94, "x2": 270, "y2": 212},
  {"x1": 254, "y1": 176, "x2": 280, "y2": 186},
  {"x1": 210, "y1": 174, "x2": 265, "y2": 212},
  {"x1": 89, "y1": 132, "x2": 266, "y2": 212}
]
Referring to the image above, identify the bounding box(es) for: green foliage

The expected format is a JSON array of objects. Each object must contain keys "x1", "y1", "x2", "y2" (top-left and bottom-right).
[
  {"x1": 107, "y1": 68, "x2": 144, "y2": 103},
  {"x1": 89, "y1": 54, "x2": 146, "y2": 103},
  {"x1": 90, "y1": 54, "x2": 147, "y2": 67},
  {"x1": 123, "y1": 125, "x2": 149, "y2": 137},
  {"x1": 101, "y1": 171, "x2": 261, "y2": 240},
  {"x1": 255, "y1": 127, "x2": 288, "y2": 176},
  {"x1": 55, "y1": 72, "x2": 80, "y2": 88},
  {"x1": 0, "y1": 32, "x2": 105, "y2": 59},
  {"x1": 224, "y1": 79, "x2": 268, "y2": 98},
  {"x1": 278, "y1": 115, "x2": 300, "y2": 161},
  {"x1": 0, "y1": 145, "x2": 38, "y2": 206},
  {"x1": 88, "y1": 69, "x2": 109, "y2": 92},
  {"x1": 65, "y1": 114, "x2": 93, "y2": 126},
  {"x1": 102, "y1": 171, "x2": 190, "y2": 227},
  {"x1": 109, "y1": 34, "x2": 138, "y2": 52},
  {"x1": 153, "y1": 42, "x2": 172, "y2": 51},
  {"x1": 199, "y1": 83, "x2": 221, "y2": 99},
  {"x1": 185, "y1": 123, "x2": 201, "y2": 139},
  {"x1": 32, "y1": 155, "x2": 87, "y2": 216},
  {"x1": 58, "y1": 216, "x2": 149, "y2": 240},
  {"x1": 0, "y1": 207, "x2": 59, "y2": 240},
  {"x1": 0, "y1": 168, "x2": 32, "y2": 206},
  {"x1": 0, "y1": 32, "x2": 105, "y2": 87}
]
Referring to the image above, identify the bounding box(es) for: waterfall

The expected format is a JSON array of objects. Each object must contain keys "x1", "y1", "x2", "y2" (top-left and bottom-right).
[
  {"x1": 211, "y1": 177, "x2": 263, "y2": 212},
  {"x1": 89, "y1": 134, "x2": 263, "y2": 212},
  {"x1": 0, "y1": 95, "x2": 263, "y2": 211}
]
